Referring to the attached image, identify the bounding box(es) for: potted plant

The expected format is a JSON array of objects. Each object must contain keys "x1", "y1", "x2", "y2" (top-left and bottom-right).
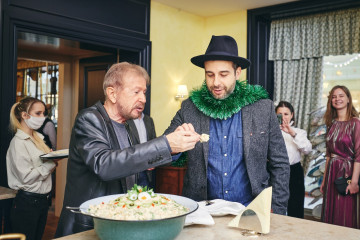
[{"x1": 155, "y1": 153, "x2": 187, "y2": 195}]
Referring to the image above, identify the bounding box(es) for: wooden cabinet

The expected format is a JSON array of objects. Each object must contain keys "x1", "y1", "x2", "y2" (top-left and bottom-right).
[{"x1": 155, "y1": 166, "x2": 186, "y2": 195}]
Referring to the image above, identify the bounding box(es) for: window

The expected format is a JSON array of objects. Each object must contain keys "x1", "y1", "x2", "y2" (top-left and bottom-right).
[
  {"x1": 322, "y1": 53, "x2": 360, "y2": 111},
  {"x1": 17, "y1": 61, "x2": 59, "y2": 125}
]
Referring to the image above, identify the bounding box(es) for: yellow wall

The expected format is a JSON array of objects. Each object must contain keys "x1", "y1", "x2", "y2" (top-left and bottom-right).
[{"x1": 150, "y1": 1, "x2": 247, "y2": 134}]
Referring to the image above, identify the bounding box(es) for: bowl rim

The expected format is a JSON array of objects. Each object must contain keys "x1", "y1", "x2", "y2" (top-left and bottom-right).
[{"x1": 76, "y1": 193, "x2": 199, "y2": 222}]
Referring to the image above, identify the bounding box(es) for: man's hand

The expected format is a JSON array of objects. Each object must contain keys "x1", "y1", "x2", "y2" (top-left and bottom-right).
[
  {"x1": 175, "y1": 123, "x2": 196, "y2": 132},
  {"x1": 166, "y1": 129, "x2": 200, "y2": 153}
]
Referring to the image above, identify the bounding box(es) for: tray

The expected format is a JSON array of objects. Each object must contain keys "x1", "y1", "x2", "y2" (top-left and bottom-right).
[{"x1": 40, "y1": 149, "x2": 69, "y2": 160}]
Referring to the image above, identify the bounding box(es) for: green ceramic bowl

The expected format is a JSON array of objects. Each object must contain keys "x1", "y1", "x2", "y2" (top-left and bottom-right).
[{"x1": 79, "y1": 193, "x2": 198, "y2": 240}]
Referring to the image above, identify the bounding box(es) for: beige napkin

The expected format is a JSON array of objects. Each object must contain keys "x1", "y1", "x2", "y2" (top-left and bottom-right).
[
  {"x1": 185, "y1": 199, "x2": 245, "y2": 226},
  {"x1": 228, "y1": 187, "x2": 272, "y2": 234}
]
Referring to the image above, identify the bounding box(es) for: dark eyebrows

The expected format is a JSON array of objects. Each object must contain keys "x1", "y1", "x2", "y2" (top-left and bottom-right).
[{"x1": 205, "y1": 70, "x2": 230, "y2": 74}]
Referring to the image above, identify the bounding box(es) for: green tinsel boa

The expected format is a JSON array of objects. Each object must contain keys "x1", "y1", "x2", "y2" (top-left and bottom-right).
[{"x1": 189, "y1": 80, "x2": 269, "y2": 119}]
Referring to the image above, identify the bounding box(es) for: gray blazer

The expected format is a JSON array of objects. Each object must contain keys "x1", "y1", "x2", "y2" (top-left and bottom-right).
[{"x1": 164, "y1": 98, "x2": 290, "y2": 215}]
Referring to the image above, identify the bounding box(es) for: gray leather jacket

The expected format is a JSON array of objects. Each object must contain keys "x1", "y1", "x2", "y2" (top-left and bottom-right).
[{"x1": 55, "y1": 101, "x2": 171, "y2": 237}]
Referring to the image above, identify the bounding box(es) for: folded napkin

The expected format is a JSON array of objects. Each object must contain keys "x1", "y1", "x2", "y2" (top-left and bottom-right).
[
  {"x1": 228, "y1": 187, "x2": 272, "y2": 234},
  {"x1": 185, "y1": 199, "x2": 245, "y2": 226},
  {"x1": 185, "y1": 206, "x2": 214, "y2": 226}
]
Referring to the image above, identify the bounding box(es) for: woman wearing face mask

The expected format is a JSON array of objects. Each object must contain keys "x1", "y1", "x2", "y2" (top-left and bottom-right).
[
  {"x1": 275, "y1": 101, "x2": 312, "y2": 218},
  {"x1": 320, "y1": 85, "x2": 360, "y2": 228},
  {"x1": 6, "y1": 97, "x2": 58, "y2": 240}
]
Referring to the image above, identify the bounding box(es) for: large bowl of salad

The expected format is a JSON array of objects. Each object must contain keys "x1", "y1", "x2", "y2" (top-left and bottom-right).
[{"x1": 73, "y1": 185, "x2": 198, "y2": 240}]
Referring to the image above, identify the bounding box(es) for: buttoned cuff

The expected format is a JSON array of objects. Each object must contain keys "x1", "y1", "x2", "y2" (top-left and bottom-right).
[{"x1": 162, "y1": 135, "x2": 172, "y2": 152}]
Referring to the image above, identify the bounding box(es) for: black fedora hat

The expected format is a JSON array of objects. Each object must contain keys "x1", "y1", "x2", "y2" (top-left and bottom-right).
[{"x1": 191, "y1": 35, "x2": 251, "y2": 69}]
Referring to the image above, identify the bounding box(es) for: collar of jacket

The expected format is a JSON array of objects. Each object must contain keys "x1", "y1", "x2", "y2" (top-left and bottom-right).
[
  {"x1": 94, "y1": 101, "x2": 133, "y2": 147},
  {"x1": 189, "y1": 80, "x2": 268, "y2": 119}
]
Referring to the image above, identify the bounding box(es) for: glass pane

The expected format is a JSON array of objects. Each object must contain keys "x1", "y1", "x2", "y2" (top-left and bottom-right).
[
  {"x1": 322, "y1": 53, "x2": 360, "y2": 111},
  {"x1": 16, "y1": 61, "x2": 59, "y2": 126}
]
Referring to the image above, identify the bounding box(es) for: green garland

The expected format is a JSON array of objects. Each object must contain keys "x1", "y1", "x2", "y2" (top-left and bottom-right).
[{"x1": 189, "y1": 80, "x2": 269, "y2": 119}]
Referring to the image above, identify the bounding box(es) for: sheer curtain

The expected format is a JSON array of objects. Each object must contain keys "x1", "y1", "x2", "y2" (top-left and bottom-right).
[{"x1": 269, "y1": 8, "x2": 360, "y2": 130}]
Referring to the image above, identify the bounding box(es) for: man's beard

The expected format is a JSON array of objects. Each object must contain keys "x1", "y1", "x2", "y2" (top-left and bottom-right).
[
  {"x1": 117, "y1": 104, "x2": 144, "y2": 120},
  {"x1": 208, "y1": 81, "x2": 236, "y2": 99}
]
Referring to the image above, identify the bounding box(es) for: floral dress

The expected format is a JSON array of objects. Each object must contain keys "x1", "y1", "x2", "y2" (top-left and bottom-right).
[{"x1": 321, "y1": 118, "x2": 360, "y2": 228}]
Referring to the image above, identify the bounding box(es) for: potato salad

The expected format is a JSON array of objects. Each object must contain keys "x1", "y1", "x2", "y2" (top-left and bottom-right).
[{"x1": 88, "y1": 185, "x2": 189, "y2": 220}]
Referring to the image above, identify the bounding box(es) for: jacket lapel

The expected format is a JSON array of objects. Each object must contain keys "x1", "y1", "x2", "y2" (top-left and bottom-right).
[
  {"x1": 126, "y1": 120, "x2": 140, "y2": 144},
  {"x1": 143, "y1": 115, "x2": 153, "y2": 141},
  {"x1": 94, "y1": 101, "x2": 127, "y2": 191},
  {"x1": 241, "y1": 105, "x2": 252, "y2": 163},
  {"x1": 200, "y1": 113, "x2": 210, "y2": 169},
  {"x1": 95, "y1": 101, "x2": 120, "y2": 149}
]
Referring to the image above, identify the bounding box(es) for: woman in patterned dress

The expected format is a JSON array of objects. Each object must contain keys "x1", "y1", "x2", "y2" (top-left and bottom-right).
[{"x1": 320, "y1": 85, "x2": 360, "y2": 228}]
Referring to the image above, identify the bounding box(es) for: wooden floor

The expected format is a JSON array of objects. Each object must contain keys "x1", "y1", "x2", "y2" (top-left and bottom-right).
[{"x1": 42, "y1": 199, "x2": 59, "y2": 240}]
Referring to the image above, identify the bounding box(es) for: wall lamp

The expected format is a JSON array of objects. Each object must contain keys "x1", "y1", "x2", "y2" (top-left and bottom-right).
[{"x1": 175, "y1": 85, "x2": 188, "y2": 101}]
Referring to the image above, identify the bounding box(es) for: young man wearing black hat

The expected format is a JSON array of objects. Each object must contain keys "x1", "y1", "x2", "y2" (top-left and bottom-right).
[{"x1": 164, "y1": 35, "x2": 290, "y2": 215}]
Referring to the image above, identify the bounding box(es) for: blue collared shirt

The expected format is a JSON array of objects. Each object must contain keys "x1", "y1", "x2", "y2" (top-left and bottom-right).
[{"x1": 207, "y1": 110, "x2": 254, "y2": 206}]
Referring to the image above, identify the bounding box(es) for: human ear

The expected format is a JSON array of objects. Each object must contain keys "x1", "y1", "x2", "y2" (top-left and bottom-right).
[
  {"x1": 106, "y1": 87, "x2": 117, "y2": 104},
  {"x1": 21, "y1": 111, "x2": 29, "y2": 120},
  {"x1": 235, "y1": 67, "x2": 242, "y2": 79}
]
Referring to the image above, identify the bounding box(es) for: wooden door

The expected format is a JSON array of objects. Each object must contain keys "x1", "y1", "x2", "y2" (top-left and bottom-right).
[{"x1": 78, "y1": 55, "x2": 116, "y2": 110}]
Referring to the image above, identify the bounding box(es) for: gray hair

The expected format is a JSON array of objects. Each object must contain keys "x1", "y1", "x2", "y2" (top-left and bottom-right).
[{"x1": 103, "y1": 62, "x2": 150, "y2": 99}]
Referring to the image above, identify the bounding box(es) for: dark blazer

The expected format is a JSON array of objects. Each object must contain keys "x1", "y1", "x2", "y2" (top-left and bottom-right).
[
  {"x1": 164, "y1": 98, "x2": 290, "y2": 215},
  {"x1": 127, "y1": 114, "x2": 157, "y2": 188},
  {"x1": 55, "y1": 102, "x2": 171, "y2": 237},
  {"x1": 127, "y1": 114, "x2": 157, "y2": 144}
]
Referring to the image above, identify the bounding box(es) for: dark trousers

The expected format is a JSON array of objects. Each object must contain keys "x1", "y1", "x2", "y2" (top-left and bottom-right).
[
  {"x1": 0, "y1": 198, "x2": 13, "y2": 233},
  {"x1": 10, "y1": 191, "x2": 50, "y2": 240},
  {"x1": 287, "y1": 162, "x2": 305, "y2": 218}
]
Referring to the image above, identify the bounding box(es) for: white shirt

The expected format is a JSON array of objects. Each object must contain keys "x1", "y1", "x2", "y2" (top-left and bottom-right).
[
  {"x1": 6, "y1": 129, "x2": 56, "y2": 194},
  {"x1": 281, "y1": 127, "x2": 312, "y2": 165}
]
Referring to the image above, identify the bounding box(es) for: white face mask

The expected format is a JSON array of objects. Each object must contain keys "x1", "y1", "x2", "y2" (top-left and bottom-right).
[{"x1": 24, "y1": 114, "x2": 46, "y2": 130}]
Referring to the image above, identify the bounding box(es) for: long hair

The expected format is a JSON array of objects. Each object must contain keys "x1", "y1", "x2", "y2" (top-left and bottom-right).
[
  {"x1": 9, "y1": 97, "x2": 50, "y2": 153},
  {"x1": 275, "y1": 101, "x2": 296, "y2": 126},
  {"x1": 323, "y1": 85, "x2": 359, "y2": 128}
]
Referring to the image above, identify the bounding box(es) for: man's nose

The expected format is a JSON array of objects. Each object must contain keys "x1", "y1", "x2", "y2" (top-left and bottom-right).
[
  {"x1": 140, "y1": 93, "x2": 146, "y2": 103},
  {"x1": 213, "y1": 75, "x2": 221, "y2": 86}
]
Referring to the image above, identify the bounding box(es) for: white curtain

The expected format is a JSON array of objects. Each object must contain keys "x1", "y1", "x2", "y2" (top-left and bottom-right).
[{"x1": 273, "y1": 58, "x2": 323, "y2": 130}]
